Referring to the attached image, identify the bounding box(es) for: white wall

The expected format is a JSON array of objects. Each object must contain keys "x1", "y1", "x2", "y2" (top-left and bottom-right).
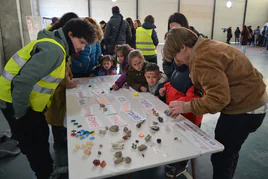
[
  {"x1": 139, "y1": 0, "x2": 177, "y2": 43},
  {"x1": 181, "y1": 0, "x2": 214, "y2": 39},
  {"x1": 39, "y1": 0, "x2": 88, "y2": 17},
  {"x1": 246, "y1": 0, "x2": 268, "y2": 29},
  {"x1": 91, "y1": 0, "x2": 136, "y2": 24},
  {"x1": 213, "y1": 0, "x2": 246, "y2": 42}
]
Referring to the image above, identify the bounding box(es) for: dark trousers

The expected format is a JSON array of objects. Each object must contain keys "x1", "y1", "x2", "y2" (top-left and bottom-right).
[
  {"x1": 145, "y1": 56, "x2": 157, "y2": 64},
  {"x1": 1, "y1": 105, "x2": 53, "y2": 179},
  {"x1": 211, "y1": 113, "x2": 265, "y2": 179},
  {"x1": 226, "y1": 37, "x2": 231, "y2": 44}
]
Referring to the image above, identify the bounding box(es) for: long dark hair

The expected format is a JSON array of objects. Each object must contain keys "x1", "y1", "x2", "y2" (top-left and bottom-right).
[
  {"x1": 168, "y1": 13, "x2": 189, "y2": 31},
  {"x1": 115, "y1": 44, "x2": 131, "y2": 71},
  {"x1": 49, "y1": 12, "x2": 78, "y2": 31},
  {"x1": 126, "y1": 17, "x2": 134, "y2": 29}
]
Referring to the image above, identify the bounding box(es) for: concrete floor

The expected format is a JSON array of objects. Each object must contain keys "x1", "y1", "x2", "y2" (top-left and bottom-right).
[{"x1": 0, "y1": 45, "x2": 268, "y2": 179}]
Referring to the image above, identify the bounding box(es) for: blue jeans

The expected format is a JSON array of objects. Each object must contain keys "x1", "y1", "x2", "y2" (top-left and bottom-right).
[{"x1": 242, "y1": 45, "x2": 246, "y2": 54}]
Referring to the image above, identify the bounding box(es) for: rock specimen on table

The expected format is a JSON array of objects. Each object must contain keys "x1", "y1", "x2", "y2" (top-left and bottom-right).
[
  {"x1": 152, "y1": 109, "x2": 159, "y2": 117},
  {"x1": 100, "y1": 160, "x2": 106, "y2": 168},
  {"x1": 114, "y1": 157, "x2": 124, "y2": 164},
  {"x1": 123, "y1": 127, "x2": 128, "y2": 132},
  {"x1": 75, "y1": 144, "x2": 80, "y2": 149},
  {"x1": 99, "y1": 129, "x2": 106, "y2": 135},
  {"x1": 105, "y1": 126, "x2": 109, "y2": 130},
  {"x1": 164, "y1": 109, "x2": 170, "y2": 116},
  {"x1": 103, "y1": 107, "x2": 107, "y2": 112},
  {"x1": 100, "y1": 103, "x2": 105, "y2": 107},
  {"x1": 153, "y1": 121, "x2": 158, "y2": 125},
  {"x1": 84, "y1": 149, "x2": 91, "y2": 155},
  {"x1": 93, "y1": 159, "x2": 100, "y2": 166},
  {"x1": 136, "y1": 119, "x2": 145, "y2": 128},
  {"x1": 132, "y1": 143, "x2": 137, "y2": 149},
  {"x1": 138, "y1": 144, "x2": 147, "y2": 151},
  {"x1": 124, "y1": 157, "x2": 131, "y2": 164},
  {"x1": 157, "y1": 138, "x2": 162, "y2": 144},
  {"x1": 158, "y1": 117, "x2": 164, "y2": 123},
  {"x1": 111, "y1": 143, "x2": 124, "y2": 149},
  {"x1": 98, "y1": 151, "x2": 102, "y2": 155},
  {"x1": 114, "y1": 151, "x2": 122, "y2": 158},
  {"x1": 145, "y1": 134, "x2": 152, "y2": 142},
  {"x1": 109, "y1": 125, "x2": 119, "y2": 132},
  {"x1": 125, "y1": 130, "x2": 132, "y2": 137},
  {"x1": 122, "y1": 135, "x2": 128, "y2": 140},
  {"x1": 150, "y1": 126, "x2": 160, "y2": 131}
]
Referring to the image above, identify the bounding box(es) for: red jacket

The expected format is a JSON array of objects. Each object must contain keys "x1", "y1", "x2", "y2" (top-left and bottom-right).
[{"x1": 164, "y1": 82, "x2": 203, "y2": 126}]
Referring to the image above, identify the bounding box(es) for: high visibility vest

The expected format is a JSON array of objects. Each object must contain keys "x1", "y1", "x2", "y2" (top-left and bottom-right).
[
  {"x1": 46, "y1": 25, "x2": 52, "y2": 31},
  {"x1": 136, "y1": 27, "x2": 157, "y2": 56},
  {"x1": 0, "y1": 38, "x2": 66, "y2": 112}
]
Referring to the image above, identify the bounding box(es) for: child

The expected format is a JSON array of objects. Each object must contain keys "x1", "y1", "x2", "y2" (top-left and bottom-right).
[
  {"x1": 144, "y1": 63, "x2": 168, "y2": 99},
  {"x1": 159, "y1": 63, "x2": 203, "y2": 178},
  {"x1": 126, "y1": 50, "x2": 148, "y2": 92},
  {"x1": 112, "y1": 44, "x2": 132, "y2": 90},
  {"x1": 95, "y1": 55, "x2": 117, "y2": 76}
]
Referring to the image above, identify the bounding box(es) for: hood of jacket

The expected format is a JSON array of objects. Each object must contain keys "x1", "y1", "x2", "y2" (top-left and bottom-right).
[{"x1": 142, "y1": 22, "x2": 156, "y2": 29}]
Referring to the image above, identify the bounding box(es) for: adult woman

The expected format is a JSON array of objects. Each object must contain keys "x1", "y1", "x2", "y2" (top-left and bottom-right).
[
  {"x1": 241, "y1": 25, "x2": 249, "y2": 54},
  {"x1": 134, "y1": 19, "x2": 141, "y2": 29},
  {"x1": 164, "y1": 27, "x2": 267, "y2": 179},
  {"x1": 126, "y1": 17, "x2": 136, "y2": 49},
  {"x1": 71, "y1": 17, "x2": 103, "y2": 77}
]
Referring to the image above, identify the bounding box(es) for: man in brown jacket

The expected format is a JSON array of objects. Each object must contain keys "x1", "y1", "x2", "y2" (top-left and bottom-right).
[{"x1": 163, "y1": 27, "x2": 267, "y2": 179}]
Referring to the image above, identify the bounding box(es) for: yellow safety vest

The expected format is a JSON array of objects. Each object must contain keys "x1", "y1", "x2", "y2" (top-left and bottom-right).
[
  {"x1": 46, "y1": 25, "x2": 52, "y2": 31},
  {"x1": 0, "y1": 38, "x2": 66, "y2": 112},
  {"x1": 136, "y1": 27, "x2": 157, "y2": 56}
]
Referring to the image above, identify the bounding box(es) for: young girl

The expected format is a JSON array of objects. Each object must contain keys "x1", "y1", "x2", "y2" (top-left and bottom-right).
[
  {"x1": 112, "y1": 44, "x2": 132, "y2": 90},
  {"x1": 126, "y1": 50, "x2": 148, "y2": 92},
  {"x1": 96, "y1": 55, "x2": 117, "y2": 76}
]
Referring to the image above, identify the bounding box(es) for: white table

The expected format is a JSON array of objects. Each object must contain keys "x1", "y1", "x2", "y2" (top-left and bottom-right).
[{"x1": 66, "y1": 75, "x2": 224, "y2": 179}]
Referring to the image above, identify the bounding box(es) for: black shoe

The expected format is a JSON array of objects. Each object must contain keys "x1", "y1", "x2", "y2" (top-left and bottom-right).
[{"x1": 0, "y1": 135, "x2": 20, "y2": 158}]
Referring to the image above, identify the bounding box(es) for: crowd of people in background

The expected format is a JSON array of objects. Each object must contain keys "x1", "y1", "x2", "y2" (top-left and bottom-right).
[{"x1": 226, "y1": 25, "x2": 268, "y2": 53}]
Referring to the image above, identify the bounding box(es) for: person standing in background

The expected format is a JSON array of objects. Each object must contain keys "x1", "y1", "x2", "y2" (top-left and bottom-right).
[
  {"x1": 136, "y1": 15, "x2": 159, "y2": 64},
  {"x1": 134, "y1": 19, "x2": 141, "y2": 29},
  {"x1": 234, "y1": 27, "x2": 241, "y2": 45},
  {"x1": 126, "y1": 17, "x2": 136, "y2": 49},
  {"x1": 254, "y1": 26, "x2": 260, "y2": 46},
  {"x1": 99, "y1": 20, "x2": 108, "y2": 55},
  {"x1": 241, "y1": 25, "x2": 249, "y2": 54},
  {"x1": 248, "y1": 25, "x2": 254, "y2": 46},
  {"x1": 104, "y1": 6, "x2": 132, "y2": 55},
  {"x1": 226, "y1": 27, "x2": 232, "y2": 44}
]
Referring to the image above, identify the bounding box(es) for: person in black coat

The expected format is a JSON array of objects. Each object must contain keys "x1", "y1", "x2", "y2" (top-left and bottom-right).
[{"x1": 126, "y1": 17, "x2": 136, "y2": 49}]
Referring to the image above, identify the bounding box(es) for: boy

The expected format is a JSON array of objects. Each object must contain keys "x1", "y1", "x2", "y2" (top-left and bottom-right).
[
  {"x1": 144, "y1": 63, "x2": 168, "y2": 100},
  {"x1": 0, "y1": 19, "x2": 96, "y2": 179}
]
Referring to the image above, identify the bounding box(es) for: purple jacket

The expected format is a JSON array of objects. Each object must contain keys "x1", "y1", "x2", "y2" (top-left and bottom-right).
[{"x1": 115, "y1": 59, "x2": 129, "y2": 88}]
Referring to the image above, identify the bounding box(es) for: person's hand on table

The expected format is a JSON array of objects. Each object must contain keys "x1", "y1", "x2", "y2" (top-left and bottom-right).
[
  {"x1": 159, "y1": 87, "x2": 166, "y2": 97},
  {"x1": 112, "y1": 84, "x2": 119, "y2": 90},
  {"x1": 169, "y1": 100, "x2": 186, "y2": 118},
  {"x1": 140, "y1": 86, "x2": 147, "y2": 92}
]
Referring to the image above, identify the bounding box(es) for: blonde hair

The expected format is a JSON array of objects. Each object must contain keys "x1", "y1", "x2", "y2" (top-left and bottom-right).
[
  {"x1": 128, "y1": 50, "x2": 145, "y2": 67},
  {"x1": 84, "y1": 17, "x2": 103, "y2": 41},
  {"x1": 163, "y1": 27, "x2": 198, "y2": 60}
]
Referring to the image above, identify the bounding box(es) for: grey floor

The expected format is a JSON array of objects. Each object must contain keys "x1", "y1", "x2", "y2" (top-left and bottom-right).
[{"x1": 0, "y1": 45, "x2": 268, "y2": 179}]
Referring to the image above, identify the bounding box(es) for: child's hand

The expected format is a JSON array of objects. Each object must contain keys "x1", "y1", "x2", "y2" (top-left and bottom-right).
[
  {"x1": 159, "y1": 87, "x2": 166, "y2": 96},
  {"x1": 112, "y1": 84, "x2": 119, "y2": 90},
  {"x1": 140, "y1": 86, "x2": 147, "y2": 92},
  {"x1": 66, "y1": 81, "x2": 77, "y2": 89}
]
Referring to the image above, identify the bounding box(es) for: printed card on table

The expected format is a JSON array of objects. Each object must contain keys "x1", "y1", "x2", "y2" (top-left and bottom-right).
[
  {"x1": 121, "y1": 103, "x2": 131, "y2": 112},
  {"x1": 77, "y1": 98, "x2": 87, "y2": 106},
  {"x1": 91, "y1": 89, "x2": 105, "y2": 96},
  {"x1": 86, "y1": 116, "x2": 103, "y2": 129},
  {"x1": 80, "y1": 107, "x2": 94, "y2": 117},
  {"x1": 96, "y1": 97, "x2": 110, "y2": 105},
  {"x1": 115, "y1": 96, "x2": 129, "y2": 104},
  {"x1": 99, "y1": 77, "x2": 107, "y2": 83},
  {"x1": 103, "y1": 105, "x2": 117, "y2": 116},
  {"x1": 139, "y1": 99, "x2": 154, "y2": 109},
  {"x1": 107, "y1": 115, "x2": 127, "y2": 126},
  {"x1": 76, "y1": 91, "x2": 89, "y2": 98},
  {"x1": 124, "y1": 110, "x2": 143, "y2": 122}
]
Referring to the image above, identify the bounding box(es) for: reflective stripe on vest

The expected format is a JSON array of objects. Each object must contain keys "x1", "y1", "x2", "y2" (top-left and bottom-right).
[
  {"x1": 136, "y1": 27, "x2": 157, "y2": 56},
  {"x1": 0, "y1": 38, "x2": 66, "y2": 112}
]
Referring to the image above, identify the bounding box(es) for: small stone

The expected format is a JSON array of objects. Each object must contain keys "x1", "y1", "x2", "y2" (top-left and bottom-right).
[
  {"x1": 103, "y1": 107, "x2": 107, "y2": 112},
  {"x1": 88, "y1": 84, "x2": 91, "y2": 87},
  {"x1": 74, "y1": 122, "x2": 78, "y2": 125},
  {"x1": 110, "y1": 87, "x2": 113, "y2": 91},
  {"x1": 77, "y1": 125, "x2": 82, "y2": 128},
  {"x1": 98, "y1": 151, "x2": 101, "y2": 155},
  {"x1": 93, "y1": 159, "x2": 100, "y2": 166},
  {"x1": 135, "y1": 140, "x2": 139, "y2": 143},
  {"x1": 75, "y1": 144, "x2": 80, "y2": 149},
  {"x1": 71, "y1": 120, "x2": 76, "y2": 122},
  {"x1": 164, "y1": 109, "x2": 170, "y2": 116},
  {"x1": 174, "y1": 137, "x2": 178, "y2": 140},
  {"x1": 133, "y1": 92, "x2": 139, "y2": 97},
  {"x1": 139, "y1": 133, "x2": 145, "y2": 138},
  {"x1": 153, "y1": 121, "x2": 158, "y2": 125},
  {"x1": 158, "y1": 117, "x2": 164, "y2": 123},
  {"x1": 99, "y1": 144, "x2": 103, "y2": 148},
  {"x1": 100, "y1": 103, "x2": 105, "y2": 107},
  {"x1": 100, "y1": 160, "x2": 106, "y2": 168},
  {"x1": 71, "y1": 129, "x2": 76, "y2": 132},
  {"x1": 124, "y1": 157, "x2": 132, "y2": 164},
  {"x1": 142, "y1": 154, "x2": 145, "y2": 157},
  {"x1": 136, "y1": 120, "x2": 145, "y2": 128},
  {"x1": 111, "y1": 143, "x2": 124, "y2": 149},
  {"x1": 81, "y1": 144, "x2": 86, "y2": 149},
  {"x1": 123, "y1": 127, "x2": 128, "y2": 133},
  {"x1": 90, "y1": 136, "x2": 95, "y2": 140},
  {"x1": 109, "y1": 125, "x2": 119, "y2": 132},
  {"x1": 126, "y1": 130, "x2": 132, "y2": 137},
  {"x1": 101, "y1": 91, "x2": 105, "y2": 94},
  {"x1": 157, "y1": 138, "x2": 161, "y2": 144},
  {"x1": 86, "y1": 145, "x2": 92, "y2": 149},
  {"x1": 99, "y1": 129, "x2": 106, "y2": 135},
  {"x1": 114, "y1": 151, "x2": 122, "y2": 158},
  {"x1": 132, "y1": 143, "x2": 137, "y2": 149},
  {"x1": 122, "y1": 135, "x2": 128, "y2": 140},
  {"x1": 84, "y1": 149, "x2": 91, "y2": 155},
  {"x1": 145, "y1": 134, "x2": 152, "y2": 142},
  {"x1": 114, "y1": 157, "x2": 124, "y2": 164},
  {"x1": 86, "y1": 141, "x2": 93, "y2": 146},
  {"x1": 150, "y1": 126, "x2": 160, "y2": 131},
  {"x1": 138, "y1": 144, "x2": 147, "y2": 151},
  {"x1": 105, "y1": 126, "x2": 109, "y2": 130}
]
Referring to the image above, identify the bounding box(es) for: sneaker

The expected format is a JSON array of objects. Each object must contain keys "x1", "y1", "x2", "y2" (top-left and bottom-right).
[
  {"x1": 0, "y1": 135, "x2": 20, "y2": 158},
  {"x1": 49, "y1": 166, "x2": 68, "y2": 179},
  {"x1": 165, "y1": 163, "x2": 176, "y2": 169},
  {"x1": 166, "y1": 166, "x2": 186, "y2": 178}
]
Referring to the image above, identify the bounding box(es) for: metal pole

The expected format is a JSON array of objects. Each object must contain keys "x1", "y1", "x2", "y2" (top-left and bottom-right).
[
  {"x1": 243, "y1": 0, "x2": 248, "y2": 25},
  {"x1": 88, "y1": 0, "x2": 91, "y2": 17},
  {"x1": 178, "y1": 0, "x2": 180, "y2": 12},
  {"x1": 211, "y1": 0, "x2": 216, "y2": 39},
  {"x1": 136, "y1": 0, "x2": 138, "y2": 19}
]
